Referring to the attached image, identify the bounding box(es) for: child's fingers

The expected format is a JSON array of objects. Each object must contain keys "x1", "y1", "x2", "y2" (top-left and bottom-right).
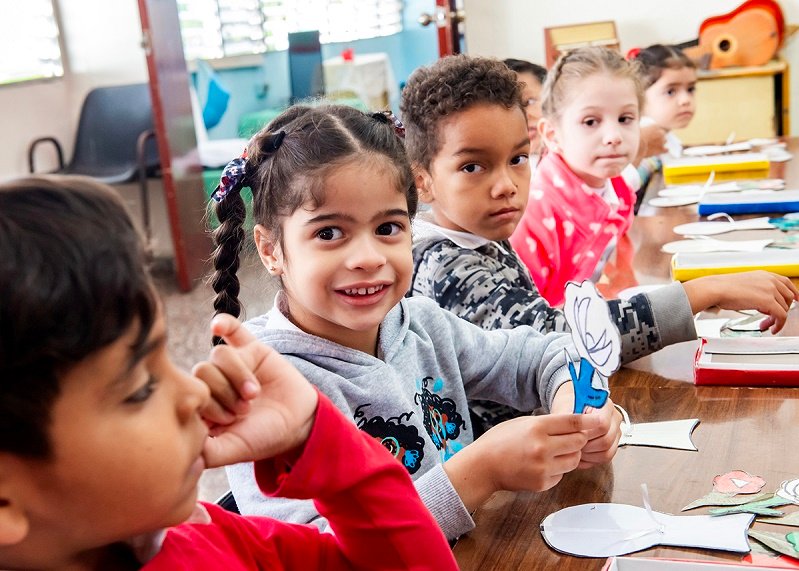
[
  {"x1": 212, "y1": 313, "x2": 259, "y2": 349},
  {"x1": 544, "y1": 413, "x2": 602, "y2": 436},
  {"x1": 192, "y1": 359, "x2": 249, "y2": 413}
]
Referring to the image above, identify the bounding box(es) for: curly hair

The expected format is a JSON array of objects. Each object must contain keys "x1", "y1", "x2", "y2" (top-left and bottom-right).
[
  {"x1": 400, "y1": 54, "x2": 523, "y2": 170},
  {"x1": 211, "y1": 104, "x2": 415, "y2": 329},
  {"x1": 542, "y1": 46, "x2": 644, "y2": 121},
  {"x1": 633, "y1": 44, "x2": 696, "y2": 89}
]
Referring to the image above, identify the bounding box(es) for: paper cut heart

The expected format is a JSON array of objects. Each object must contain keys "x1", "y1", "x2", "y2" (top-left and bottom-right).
[{"x1": 540, "y1": 502, "x2": 754, "y2": 557}]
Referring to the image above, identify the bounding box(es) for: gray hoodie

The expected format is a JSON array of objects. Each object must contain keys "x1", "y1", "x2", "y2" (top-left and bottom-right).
[{"x1": 228, "y1": 294, "x2": 580, "y2": 539}]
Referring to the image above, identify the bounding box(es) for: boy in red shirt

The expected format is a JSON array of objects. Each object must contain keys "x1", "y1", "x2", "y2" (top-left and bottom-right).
[{"x1": 0, "y1": 176, "x2": 456, "y2": 570}]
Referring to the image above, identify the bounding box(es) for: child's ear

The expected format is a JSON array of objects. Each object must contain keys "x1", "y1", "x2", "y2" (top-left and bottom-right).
[
  {"x1": 0, "y1": 466, "x2": 30, "y2": 546},
  {"x1": 538, "y1": 117, "x2": 561, "y2": 154},
  {"x1": 253, "y1": 224, "x2": 284, "y2": 276},
  {"x1": 413, "y1": 164, "x2": 435, "y2": 205}
]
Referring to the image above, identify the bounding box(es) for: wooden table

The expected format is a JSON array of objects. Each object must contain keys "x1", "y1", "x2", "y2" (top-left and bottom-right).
[{"x1": 453, "y1": 140, "x2": 799, "y2": 569}]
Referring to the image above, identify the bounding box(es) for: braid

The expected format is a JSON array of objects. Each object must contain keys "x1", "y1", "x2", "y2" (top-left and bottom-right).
[{"x1": 210, "y1": 186, "x2": 246, "y2": 344}]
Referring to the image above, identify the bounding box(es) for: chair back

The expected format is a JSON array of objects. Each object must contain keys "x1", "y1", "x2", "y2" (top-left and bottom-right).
[{"x1": 69, "y1": 83, "x2": 160, "y2": 181}]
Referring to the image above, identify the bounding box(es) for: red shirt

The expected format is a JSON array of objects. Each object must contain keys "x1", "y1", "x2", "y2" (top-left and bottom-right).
[{"x1": 144, "y1": 394, "x2": 456, "y2": 570}]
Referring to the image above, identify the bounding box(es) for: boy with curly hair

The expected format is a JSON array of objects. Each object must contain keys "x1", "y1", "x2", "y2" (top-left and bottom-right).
[{"x1": 401, "y1": 54, "x2": 797, "y2": 429}]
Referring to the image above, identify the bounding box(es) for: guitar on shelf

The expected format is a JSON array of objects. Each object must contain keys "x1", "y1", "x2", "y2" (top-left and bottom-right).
[{"x1": 675, "y1": 0, "x2": 785, "y2": 69}]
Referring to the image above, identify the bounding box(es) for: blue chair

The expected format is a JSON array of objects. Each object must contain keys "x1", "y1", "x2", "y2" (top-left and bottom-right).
[{"x1": 28, "y1": 83, "x2": 161, "y2": 243}]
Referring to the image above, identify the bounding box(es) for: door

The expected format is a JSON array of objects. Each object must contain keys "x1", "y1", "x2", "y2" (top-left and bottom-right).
[
  {"x1": 138, "y1": 0, "x2": 211, "y2": 292},
  {"x1": 421, "y1": 0, "x2": 465, "y2": 57}
]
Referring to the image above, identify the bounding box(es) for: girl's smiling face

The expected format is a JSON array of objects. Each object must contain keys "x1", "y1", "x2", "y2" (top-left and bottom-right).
[
  {"x1": 257, "y1": 157, "x2": 413, "y2": 355},
  {"x1": 541, "y1": 73, "x2": 640, "y2": 187}
]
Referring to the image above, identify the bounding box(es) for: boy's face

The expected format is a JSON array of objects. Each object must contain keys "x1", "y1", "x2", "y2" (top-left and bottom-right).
[
  {"x1": 541, "y1": 73, "x2": 640, "y2": 188},
  {"x1": 417, "y1": 103, "x2": 531, "y2": 242},
  {"x1": 256, "y1": 158, "x2": 413, "y2": 356},
  {"x1": 2, "y1": 309, "x2": 211, "y2": 566},
  {"x1": 645, "y1": 66, "x2": 697, "y2": 131}
]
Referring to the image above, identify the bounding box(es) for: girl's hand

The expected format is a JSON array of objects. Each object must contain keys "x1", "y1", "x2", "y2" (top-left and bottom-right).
[
  {"x1": 193, "y1": 314, "x2": 319, "y2": 468},
  {"x1": 577, "y1": 398, "x2": 622, "y2": 469},
  {"x1": 443, "y1": 413, "x2": 600, "y2": 511},
  {"x1": 683, "y1": 271, "x2": 799, "y2": 333},
  {"x1": 551, "y1": 383, "x2": 621, "y2": 468}
]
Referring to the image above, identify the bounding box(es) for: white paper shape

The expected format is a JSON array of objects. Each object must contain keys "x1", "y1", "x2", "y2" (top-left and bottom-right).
[
  {"x1": 731, "y1": 478, "x2": 750, "y2": 489},
  {"x1": 672, "y1": 216, "x2": 774, "y2": 236},
  {"x1": 563, "y1": 281, "x2": 621, "y2": 378},
  {"x1": 619, "y1": 419, "x2": 699, "y2": 451},
  {"x1": 661, "y1": 238, "x2": 773, "y2": 255},
  {"x1": 682, "y1": 142, "x2": 754, "y2": 156},
  {"x1": 540, "y1": 503, "x2": 754, "y2": 557},
  {"x1": 648, "y1": 195, "x2": 699, "y2": 208}
]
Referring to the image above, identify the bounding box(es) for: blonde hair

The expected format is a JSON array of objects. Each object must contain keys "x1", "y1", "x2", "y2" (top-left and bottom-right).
[{"x1": 541, "y1": 46, "x2": 643, "y2": 120}]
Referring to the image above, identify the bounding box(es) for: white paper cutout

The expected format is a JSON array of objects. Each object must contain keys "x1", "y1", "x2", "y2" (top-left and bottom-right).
[
  {"x1": 661, "y1": 238, "x2": 773, "y2": 255},
  {"x1": 616, "y1": 405, "x2": 699, "y2": 451},
  {"x1": 541, "y1": 497, "x2": 754, "y2": 557},
  {"x1": 672, "y1": 216, "x2": 774, "y2": 237},
  {"x1": 619, "y1": 419, "x2": 700, "y2": 451},
  {"x1": 563, "y1": 281, "x2": 621, "y2": 413},
  {"x1": 776, "y1": 478, "x2": 799, "y2": 504}
]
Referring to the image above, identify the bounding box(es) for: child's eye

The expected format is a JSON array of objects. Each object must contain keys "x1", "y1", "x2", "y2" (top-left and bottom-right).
[
  {"x1": 461, "y1": 163, "x2": 485, "y2": 174},
  {"x1": 125, "y1": 375, "x2": 158, "y2": 404},
  {"x1": 511, "y1": 154, "x2": 529, "y2": 166},
  {"x1": 316, "y1": 227, "x2": 343, "y2": 241},
  {"x1": 619, "y1": 115, "x2": 637, "y2": 124},
  {"x1": 687, "y1": 86, "x2": 696, "y2": 94},
  {"x1": 376, "y1": 222, "x2": 403, "y2": 236},
  {"x1": 583, "y1": 118, "x2": 597, "y2": 127},
  {"x1": 666, "y1": 88, "x2": 676, "y2": 96}
]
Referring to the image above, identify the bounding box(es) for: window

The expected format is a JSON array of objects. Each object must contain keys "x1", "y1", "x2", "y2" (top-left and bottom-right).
[
  {"x1": 178, "y1": 0, "x2": 403, "y2": 62},
  {"x1": 0, "y1": 0, "x2": 64, "y2": 85}
]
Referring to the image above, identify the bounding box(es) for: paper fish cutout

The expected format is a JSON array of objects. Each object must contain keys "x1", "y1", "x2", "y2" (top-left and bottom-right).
[
  {"x1": 618, "y1": 418, "x2": 700, "y2": 451},
  {"x1": 683, "y1": 470, "x2": 768, "y2": 511},
  {"x1": 563, "y1": 281, "x2": 619, "y2": 414},
  {"x1": 540, "y1": 502, "x2": 754, "y2": 557}
]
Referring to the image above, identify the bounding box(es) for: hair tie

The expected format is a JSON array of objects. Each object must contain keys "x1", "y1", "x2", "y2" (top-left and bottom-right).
[
  {"x1": 264, "y1": 131, "x2": 286, "y2": 152},
  {"x1": 210, "y1": 150, "x2": 248, "y2": 203},
  {"x1": 373, "y1": 110, "x2": 405, "y2": 139}
]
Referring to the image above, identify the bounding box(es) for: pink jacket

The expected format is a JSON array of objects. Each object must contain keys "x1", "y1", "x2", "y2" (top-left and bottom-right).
[{"x1": 510, "y1": 152, "x2": 634, "y2": 306}]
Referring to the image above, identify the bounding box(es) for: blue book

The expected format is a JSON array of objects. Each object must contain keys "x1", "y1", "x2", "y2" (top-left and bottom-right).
[{"x1": 698, "y1": 190, "x2": 799, "y2": 216}]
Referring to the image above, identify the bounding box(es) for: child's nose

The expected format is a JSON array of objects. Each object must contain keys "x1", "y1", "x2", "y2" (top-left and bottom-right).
[
  {"x1": 491, "y1": 167, "x2": 518, "y2": 198},
  {"x1": 347, "y1": 235, "x2": 387, "y2": 271},
  {"x1": 177, "y1": 373, "x2": 211, "y2": 424},
  {"x1": 603, "y1": 125, "x2": 622, "y2": 145}
]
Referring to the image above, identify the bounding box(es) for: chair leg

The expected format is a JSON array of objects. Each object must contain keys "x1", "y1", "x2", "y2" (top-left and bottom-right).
[{"x1": 136, "y1": 130, "x2": 157, "y2": 247}]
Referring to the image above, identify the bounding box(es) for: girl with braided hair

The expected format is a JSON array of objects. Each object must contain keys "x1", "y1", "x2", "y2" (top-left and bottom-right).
[{"x1": 206, "y1": 103, "x2": 621, "y2": 541}]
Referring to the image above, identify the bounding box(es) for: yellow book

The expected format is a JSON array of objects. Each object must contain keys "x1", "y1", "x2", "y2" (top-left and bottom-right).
[
  {"x1": 671, "y1": 250, "x2": 799, "y2": 281},
  {"x1": 662, "y1": 152, "x2": 770, "y2": 185}
]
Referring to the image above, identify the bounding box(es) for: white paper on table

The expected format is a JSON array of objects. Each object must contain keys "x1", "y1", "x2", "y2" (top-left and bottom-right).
[
  {"x1": 672, "y1": 217, "x2": 774, "y2": 236},
  {"x1": 619, "y1": 419, "x2": 699, "y2": 451},
  {"x1": 540, "y1": 503, "x2": 754, "y2": 557},
  {"x1": 694, "y1": 318, "x2": 729, "y2": 338},
  {"x1": 660, "y1": 239, "x2": 773, "y2": 255}
]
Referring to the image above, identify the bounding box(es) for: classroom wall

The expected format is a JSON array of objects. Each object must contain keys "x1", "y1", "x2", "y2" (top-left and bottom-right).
[
  {"x1": 0, "y1": 0, "x2": 148, "y2": 178},
  {"x1": 463, "y1": 0, "x2": 799, "y2": 137}
]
